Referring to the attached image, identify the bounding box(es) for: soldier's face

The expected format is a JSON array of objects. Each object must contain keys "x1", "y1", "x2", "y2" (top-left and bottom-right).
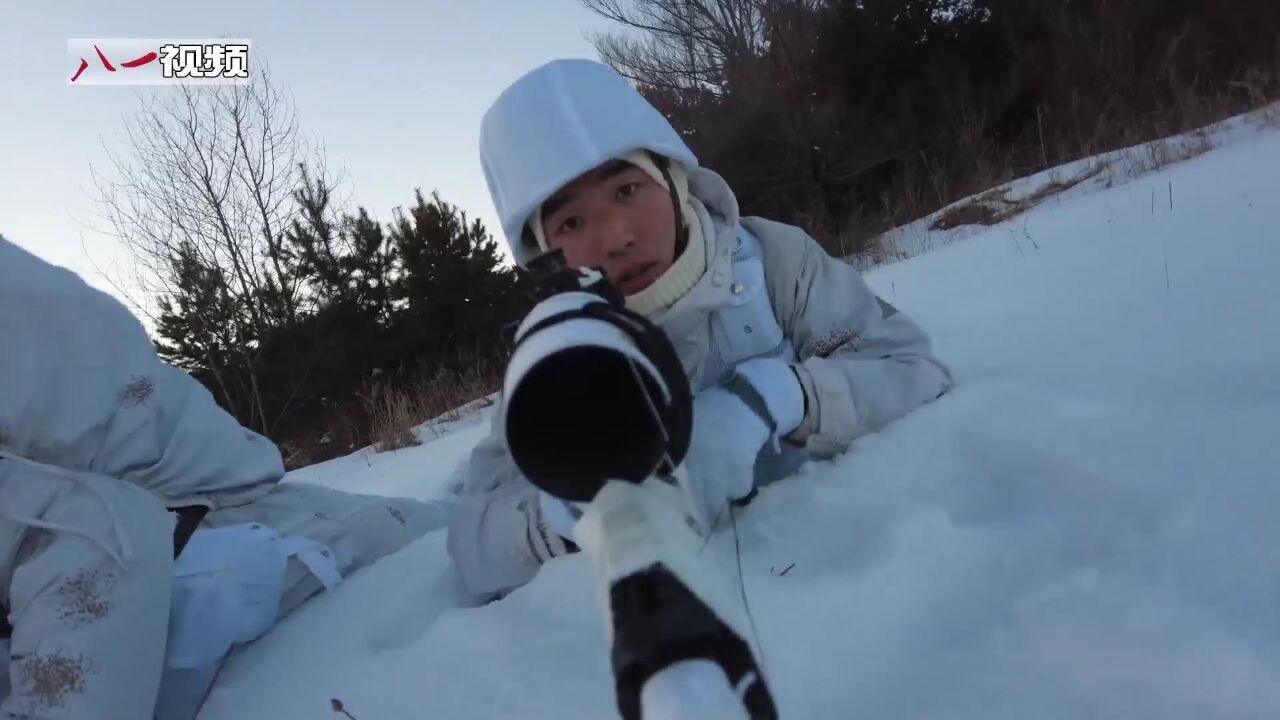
[{"x1": 539, "y1": 159, "x2": 678, "y2": 296}]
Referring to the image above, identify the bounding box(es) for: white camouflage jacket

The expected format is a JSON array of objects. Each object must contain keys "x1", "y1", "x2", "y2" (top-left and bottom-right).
[
  {"x1": 0, "y1": 236, "x2": 284, "y2": 506},
  {"x1": 447, "y1": 168, "x2": 955, "y2": 596}
]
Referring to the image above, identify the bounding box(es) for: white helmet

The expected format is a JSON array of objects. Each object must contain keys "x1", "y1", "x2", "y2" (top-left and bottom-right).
[{"x1": 479, "y1": 59, "x2": 700, "y2": 267}]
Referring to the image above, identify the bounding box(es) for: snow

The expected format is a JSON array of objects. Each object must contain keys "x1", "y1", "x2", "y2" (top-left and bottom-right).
[
  {"x1": 200, "y1": 107, "x2": 1280, "y2": 720},
  {"x1": 281, "y1": 397, "x2": 496, "y2": 500},
  {"x1": 874, "y1": 106, "x2": 1275, "y2": 266}
]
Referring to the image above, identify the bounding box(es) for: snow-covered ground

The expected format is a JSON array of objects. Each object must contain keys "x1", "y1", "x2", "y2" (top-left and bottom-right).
[{"x1": 200, "y1": 108, "x2": 1280, "y2": 720}]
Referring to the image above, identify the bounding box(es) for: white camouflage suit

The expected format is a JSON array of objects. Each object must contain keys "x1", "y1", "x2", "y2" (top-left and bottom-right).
[
  {"x1": 448, "y1": 59, "x2": 955, "y2": 597},
  {"x1": 0, "y1": 235, "x2": 447, "y2": 719}
]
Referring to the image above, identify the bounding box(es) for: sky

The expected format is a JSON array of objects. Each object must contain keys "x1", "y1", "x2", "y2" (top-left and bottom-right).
[{"x1": 0, "y1": 0, "x2": 613, "y2": 314}]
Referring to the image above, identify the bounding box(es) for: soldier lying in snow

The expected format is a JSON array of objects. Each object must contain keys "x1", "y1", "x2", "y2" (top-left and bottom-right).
[
  {"x1": 0, "y1": 235, "x2": 449, "y2": 720},
  {"x1": 448, "y1": 59, "x2": 954, "y2": 597}
]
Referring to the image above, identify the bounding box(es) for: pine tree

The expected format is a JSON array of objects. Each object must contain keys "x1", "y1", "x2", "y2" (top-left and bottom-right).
[
  {"x1": 387, "y1": 190, "x2": 530, "y2": 367},
  {"x1": 154, "y1": 169, "x2": 530, "y2": 463}
]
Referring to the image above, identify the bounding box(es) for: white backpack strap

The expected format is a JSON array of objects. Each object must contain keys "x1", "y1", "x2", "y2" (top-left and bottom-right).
[{"x1": 277, "y1": 535, "x2": 343, "y2": 590}]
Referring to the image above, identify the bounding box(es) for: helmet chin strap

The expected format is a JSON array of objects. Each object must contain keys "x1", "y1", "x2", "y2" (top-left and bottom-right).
[{"x1": 651, "y1": 152, "x2": 687, "y2": 260}]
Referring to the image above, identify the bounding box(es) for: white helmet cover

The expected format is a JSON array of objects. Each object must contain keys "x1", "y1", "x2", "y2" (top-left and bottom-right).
[{"x1": 479, "y1": 59, "x2": 700, "y2": 267}]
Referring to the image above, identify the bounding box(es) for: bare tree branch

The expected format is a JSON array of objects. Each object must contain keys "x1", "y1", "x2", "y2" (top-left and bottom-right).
[
  {"x1": 91, "y1": 66, "x2": 338, "y2": 432},
  {"x1": 579, "y1": 0, "x2": 772, "y2": 92}
]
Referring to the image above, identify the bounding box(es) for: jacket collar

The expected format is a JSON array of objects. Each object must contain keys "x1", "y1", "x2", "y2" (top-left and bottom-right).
[{"x1": 649, "y1": 166, "x2": 744, "y2": 377}]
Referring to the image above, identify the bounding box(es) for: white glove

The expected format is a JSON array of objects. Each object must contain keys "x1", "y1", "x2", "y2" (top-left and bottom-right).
[
  {"x1": 529, "y1": 489, "x2": 570, "y2": 563},
  {"x1": 679, "y1": 358, "x2": 806, "y2": 534},
  {"x1": 538, "y1": 490, "x2": 583, "y2": 544}
]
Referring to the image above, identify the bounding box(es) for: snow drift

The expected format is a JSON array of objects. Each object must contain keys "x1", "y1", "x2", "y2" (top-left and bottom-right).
[{"x1": 200, "y1": 107, "x2": 1280, "y2": 720}]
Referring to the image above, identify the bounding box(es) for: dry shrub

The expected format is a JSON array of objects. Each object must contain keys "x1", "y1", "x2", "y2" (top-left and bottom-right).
[
  {"x1": 1259, "y1": 100, "x2": 1280, "y2": 127},
  {"x1": 1115, "y1": 131, "x2": 1215, "y2": 179},
  {"x1": 367, "y1": 385, "x2": 423, "y2": 452},
  {"x1": 929, "y1": 164, "x2": 1106, "y2": 231},
  {"x1": 930, "y1": 200, "x2": 1003, "y2": 231},
  {"x1": 364, "y1": 352, "x2": 501, "y2": 453}
]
